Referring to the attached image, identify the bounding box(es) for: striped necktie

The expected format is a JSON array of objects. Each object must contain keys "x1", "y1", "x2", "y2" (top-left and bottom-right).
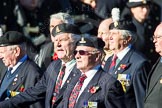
[
  {"x1": 68, "y1": 74, "x2": 87, "y2": 108},
  {"x1": 109, "y1": 55, "x2": 118, "y2": 73}
]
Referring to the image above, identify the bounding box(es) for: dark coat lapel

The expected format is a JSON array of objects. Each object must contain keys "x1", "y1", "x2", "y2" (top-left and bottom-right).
[
  {"x1": 145, "y1": 58, "x2": 162, "y2": 98},
  {"x1": 0, "y1": 68, "x2": 8, "y2": 85},
  {"x1": 8, "y1": 61, "x2": 29, "y2": 90},
  {"x1": 46, "y1": 60, "x2": 62, "y2": 104}
]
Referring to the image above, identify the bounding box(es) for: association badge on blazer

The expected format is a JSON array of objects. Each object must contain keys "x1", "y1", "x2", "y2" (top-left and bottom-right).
[
  {"x1": 12, "y1": 74, "x2": 19, "y2": 86},
  {"x1": 83, "y1": 101, "x2": 98, "y2": 108}
]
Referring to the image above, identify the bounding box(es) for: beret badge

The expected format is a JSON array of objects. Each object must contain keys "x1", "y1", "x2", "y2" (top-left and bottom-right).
[
  {"x1": 79, "y1": 37, "x2": 86, "y2": 44},
  {"x1": 56, "y1": 26, "x2": 61, "y2": 33},
  {"x1": 142, "y1": 0, "x2": 146, "y2": 4},
  {"x1": 114, "y1": 21, "x2": 119, "y2": 28}
]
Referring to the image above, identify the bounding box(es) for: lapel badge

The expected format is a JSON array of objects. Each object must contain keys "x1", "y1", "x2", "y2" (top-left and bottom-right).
[
  {"x1": 79, "y1": 37, "x2": 86, "y2": 43},
  {"x1": 73, "y1": 74, "x2": 76, "y2": 77},
  {"x1": 160, "y1": 78, "x2": 162, "y2": 84},
  {"x1": 12, "y1": 82, "x2": 16, "y2": 86},
  {"x1": 14, "y1": 77, "x2": 18, "y2": 82},
  {"x1": 16, "y1": 74, "x2": 18, "y2": 77},
  {"x1": 56, "y1": 26, "x2": 61, "y2": 33},
  {"x1": 67, "y1": 80, "x2": 70, "y2": 84}
]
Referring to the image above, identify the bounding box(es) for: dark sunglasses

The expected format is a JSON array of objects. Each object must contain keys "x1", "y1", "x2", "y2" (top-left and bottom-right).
[{"x1": 74, "y1": 50, "x2": 97, "y2": 55}]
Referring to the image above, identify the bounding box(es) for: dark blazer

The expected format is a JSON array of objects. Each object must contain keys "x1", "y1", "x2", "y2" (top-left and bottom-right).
[
  {"x1": 58, "y1": 67, "x2": 126, "y2": 108},
  {"x1": 0, "y1": 58, "x2": 44, "y2": 108},
  {"x1": 144, "y1": 57, "x2": 162, "y2": 108},
  {"x1": 104, "y1": 49, "x2": 151, "y2": 108},
  {"x1": 0, "y1": 59, "x2": 80, "y2": 108}
]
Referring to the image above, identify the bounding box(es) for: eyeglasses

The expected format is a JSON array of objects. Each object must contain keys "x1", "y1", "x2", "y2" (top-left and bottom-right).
[{"x1": 74, "y1": 50, "x2": 98, "y2": 55}]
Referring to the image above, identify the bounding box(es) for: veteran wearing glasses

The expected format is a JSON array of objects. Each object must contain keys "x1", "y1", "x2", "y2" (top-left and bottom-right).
[
  {"x1": 58, "y1": 36, "x2": 126, "y2": 108},
  {"x1": 144, "y1": 23, "x2": 162, "y2": 108}
]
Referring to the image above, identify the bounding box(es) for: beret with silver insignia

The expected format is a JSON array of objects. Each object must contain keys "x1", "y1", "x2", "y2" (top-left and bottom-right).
[
  {"x1": 76, "y1": 35, "x2": 105, "y2": 50},
  {"x1": 52, "y1": 23, "x2": 81, "y2": 36}
]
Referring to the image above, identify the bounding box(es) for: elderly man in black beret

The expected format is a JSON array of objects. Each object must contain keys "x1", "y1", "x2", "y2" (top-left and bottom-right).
[
  {"x1": 0, "y1": 31, "x2": 44, "y2": 108},
  {"x1": 57, "y1": 36, "x2": 126, "y2": 108},
  {"x1": 104, "y1": 8, "x2": 151, "y2": 108},
  {"x1": 0, "y1": 23, "x2": 81, "y2": 108}
]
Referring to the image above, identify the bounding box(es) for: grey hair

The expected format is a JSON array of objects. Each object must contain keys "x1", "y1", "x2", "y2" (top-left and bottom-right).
[
  {"x1": 70, "y1": 33, "x2": 81, "y2": 45},
  {"x1": 50, "y1": 12, "x2": 74, "y2": 24},
  {"x1": 120, "y1": 30, "x2": 137, "y2": 43}
]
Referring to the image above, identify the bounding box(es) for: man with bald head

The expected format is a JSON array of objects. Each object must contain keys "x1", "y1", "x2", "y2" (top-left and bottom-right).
[
  {"x1": 97, "y1": 18, "x2": 113, "y2": 64},
  {"x1": 144, "y1": 23, "x2": 162, "y2": 108}
]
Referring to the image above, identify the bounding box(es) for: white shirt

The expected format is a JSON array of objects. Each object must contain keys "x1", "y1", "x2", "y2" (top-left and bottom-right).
[
  {"x1": 76, "y1": 65, "x2": 101, "y2": 101},
  {"x1": 116, "y1": 46, "x2": 131, "y2": 62},
  {"x1": 61, "y1": 59, "x2": 76, "y2": 88},
  {"x1": 10, "y1": 55, "x2": 28, "y2": 74}
]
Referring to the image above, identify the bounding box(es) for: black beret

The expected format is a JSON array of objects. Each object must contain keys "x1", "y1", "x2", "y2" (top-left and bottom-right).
[
  {"x1": 0, "y1": 31, "x2": 26, "y2": 46},
  {"x1": 76, "y1": 36, "x2": 105, "y2": 50},
  {"x1": 52, "y1": 23, "x2": 81, "y2": 36},
  {"x1": 109, "y1": 20, "x2": 136, "y2": 33},
  {"x1": 127, "y1": 0, "x2": 151, "y2": 8}
]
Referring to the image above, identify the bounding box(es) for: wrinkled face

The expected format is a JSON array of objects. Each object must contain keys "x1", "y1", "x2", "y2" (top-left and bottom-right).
[
  {"x1": 130, "y1": 5, "x2": 150, "y2": 23},
  {"x1": 50, "y1": 18, "x2": 64, "y2": 42},
  {"x1": 98, "y1": 27, "x2": 109, "y2": 50},
  {"x1": 75, "y1": 46, "x2": 98, "y2": 72},
  {"x1": 0, "y1": 46, "x2": 17, "y2": 67},
  {"x1": 153, "y1": 25, "x2": 162, "y2": 56},
  {"x1": 81, "y1": 0, "x2": 96, "y2": 8},
  {"x1": 20, "y1": 0, "x2": 39, "y2": 10},
  {"x1": 54, "y1": 33, "x2": 75, "y2": 61},
  {"x1": 109, "y1": 29, "x2": 125, "y2": 52}
]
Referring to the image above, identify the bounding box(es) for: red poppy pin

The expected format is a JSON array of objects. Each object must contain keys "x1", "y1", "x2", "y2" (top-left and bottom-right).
[
  {"x1": 52, "y1": 52, "x2": 58, "y2": 60},
  {"x1": 120, "y1": 64, "x2": 127, "y2": 70},
  {"x1": 89, "y1": 86, "x2": 100, "y2": 94},
  {"x1": 19, "y1": 85, "x2": 25, "y2": 92}
]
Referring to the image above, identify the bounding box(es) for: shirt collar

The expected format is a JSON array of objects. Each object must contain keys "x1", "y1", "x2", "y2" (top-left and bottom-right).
[
  {"x1": 9, "y1": 55, "x2": 28, "y2": 73},
  {"x1": 117, "y1": 46, "x2": 131, "y2": 60},
  {"x1": 83, "y1": 65, "x2": 101, "y2": 78}
]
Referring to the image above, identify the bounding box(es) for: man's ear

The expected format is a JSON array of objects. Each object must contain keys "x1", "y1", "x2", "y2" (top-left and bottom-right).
[{"x1": 14, "y1": 46, "x2": 21, "y2": 57}]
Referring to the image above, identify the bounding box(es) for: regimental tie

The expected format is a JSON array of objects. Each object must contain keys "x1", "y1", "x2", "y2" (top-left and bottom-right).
[
  {"x1": 51, "y1": 64, "x2": 66, "y2": 105},
  {"x1": 68, "y1": 74, "x2": 87, "y2": 108},
  {"x1": 109, "y1": 55, "x2": 118, "y2": 73}
]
